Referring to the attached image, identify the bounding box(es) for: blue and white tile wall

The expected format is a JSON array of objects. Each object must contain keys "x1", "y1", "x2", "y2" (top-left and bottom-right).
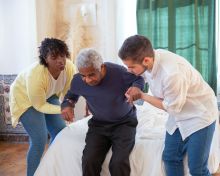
[{"x1": 0, "y1": 75, "x2": 28, "y2": 142}]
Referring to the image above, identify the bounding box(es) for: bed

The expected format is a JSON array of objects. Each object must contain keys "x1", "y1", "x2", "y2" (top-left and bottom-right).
[{"x1": 34, "y1": 102, "x2": 220, "y2": 176}]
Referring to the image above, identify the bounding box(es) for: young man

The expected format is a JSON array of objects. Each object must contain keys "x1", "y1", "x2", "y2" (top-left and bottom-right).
[
  {"x1": 61, "y1": 48, "x2": 144, "y2": 176},
  {"x1": 118, "y1": 35, "x2": 218, "y2": 176}
]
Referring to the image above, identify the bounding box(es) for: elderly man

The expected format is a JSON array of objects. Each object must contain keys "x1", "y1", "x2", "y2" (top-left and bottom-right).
[{"x1": 61, "y1": 48, "x2": 144, "y2": 176}]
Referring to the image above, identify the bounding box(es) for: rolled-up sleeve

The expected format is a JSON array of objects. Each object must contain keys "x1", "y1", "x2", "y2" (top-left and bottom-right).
[{"x1": 162, "y1": 73, "x2": 189, "y2": 114}]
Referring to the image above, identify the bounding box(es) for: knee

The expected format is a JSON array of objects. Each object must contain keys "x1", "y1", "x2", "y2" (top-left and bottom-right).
[
  {"x1": 162, "y1": 146, "x2": 176, "y2": 161},
  {"x1": 82, "y1": 152, "x2": 101, "y2": 167},
  {"x1": 162, "y1": 149, "x2": 173, "y2": 162},
  {"x1": 188, "y1": 164, "x2": 209, "y2": 176},
  {"x1": 30, "y1": 135, "x2": 47, "y2": 152},
  {"x1": 82, "y1": 154, "x2": 93, "y2": 165},
  {"x1": 162, "y1": 150, "x2": 183, "y2": 165},
  {"x1": 110, "y1": 156, "x2": 129, "y2": 169}
]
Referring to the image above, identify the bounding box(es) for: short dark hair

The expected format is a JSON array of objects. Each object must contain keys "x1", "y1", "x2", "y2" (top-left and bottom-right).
[
  {"x1": 39, "y1": 38, "x2": 70, "y2": 67},
  {"x1": 118, "y1": 35, "x2": 154, "y2": 63}
]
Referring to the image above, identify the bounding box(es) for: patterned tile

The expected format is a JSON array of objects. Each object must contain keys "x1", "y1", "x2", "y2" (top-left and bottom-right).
[{"x1": 0, "y1": 75, "x2": 27, "y2": 142}]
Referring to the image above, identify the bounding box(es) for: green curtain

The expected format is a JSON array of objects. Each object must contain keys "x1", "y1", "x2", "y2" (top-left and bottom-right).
[{"x1": 137, "y1": 0, "x2": 217, "y2": 94}]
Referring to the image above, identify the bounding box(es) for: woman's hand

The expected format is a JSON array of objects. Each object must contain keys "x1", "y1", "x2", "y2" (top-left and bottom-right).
[{"x1": 61, "y1": 107, "x2": 75, "y2": 122}]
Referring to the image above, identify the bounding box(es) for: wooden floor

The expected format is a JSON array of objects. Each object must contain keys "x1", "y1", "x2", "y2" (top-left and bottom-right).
[
  {"x1": 0, "y1": 142, "x2": 28, "y2": 176},
  {"x1": 0, "y1": 141, "x2": 220, "y2": 176}
]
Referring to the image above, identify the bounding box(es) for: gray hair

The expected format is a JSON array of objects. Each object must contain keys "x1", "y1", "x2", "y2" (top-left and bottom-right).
[{"x1": 76, "y1": 48, "x2": 103, "y2": 71}]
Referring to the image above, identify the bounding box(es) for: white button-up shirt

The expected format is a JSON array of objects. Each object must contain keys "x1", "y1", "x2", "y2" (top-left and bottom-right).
[{"x1": 143, "y1": 49, "x2": 218, "y2": 140}]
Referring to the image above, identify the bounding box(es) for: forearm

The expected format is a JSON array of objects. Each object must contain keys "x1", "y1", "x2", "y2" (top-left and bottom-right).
[
  {"x1": 141, "y1": 93, "x2": 165, "y2": 110},
  {"x1": 61, "y1": 90, "x2": 79, "y2": 109},
  {"x1": 61, "y1": 91, "x2": 76, "y2": 122},
  {"x1": 34, "y1": 103, "x2": 61, "y2": 114}
]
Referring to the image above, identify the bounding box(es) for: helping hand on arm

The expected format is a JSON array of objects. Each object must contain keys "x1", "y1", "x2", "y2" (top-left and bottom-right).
[
  {"x1": 61, "y1": 88, "x2": 79, "y2": 123},
  {"x1": 125, "y1": 87, "x2": 165, "y2": 110},
  {"x1": 61, "y1": 106, "x2": 75, "y2": 122},
  {"x1": 125, "y1": 87, "x2": 142, "y2": 103}
]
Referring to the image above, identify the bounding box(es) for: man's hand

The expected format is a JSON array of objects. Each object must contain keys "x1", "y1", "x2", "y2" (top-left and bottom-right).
[
  {"x1": 61, "y1": 107, "x2": 75, "y2": 122},
  {"x1": 125, "y1": 87, "x2": 143, "y2": 104}
]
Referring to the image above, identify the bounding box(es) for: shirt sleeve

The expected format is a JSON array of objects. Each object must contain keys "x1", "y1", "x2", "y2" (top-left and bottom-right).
[
  {"x1": 162, "y1": 73, "x2": 189, "y2": 114},
  {"x1": 121, "y1": 67, "x2": 145, "y2": 90},
  {"x1": 61, "y1": 78, "x2": 80, "y2": 109},
  {"x1": 26, "y1": 71, "x2": 61, "y2": 114}
]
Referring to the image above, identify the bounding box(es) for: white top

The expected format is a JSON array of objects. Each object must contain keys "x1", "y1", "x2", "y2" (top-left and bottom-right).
[
  {"x1": 47, "y1": 70, "x2": 67, "y2": 99},
  {"x1": 143, "y1": 49, "x2": 218, "y2": 140}
]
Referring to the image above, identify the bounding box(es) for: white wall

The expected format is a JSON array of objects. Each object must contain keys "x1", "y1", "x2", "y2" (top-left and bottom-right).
[
  {"x1": 35, "y1": 0, "x2": 57, "y2": 44},
  {"x1": 62, "y1": 0, "x2": 117, "y2": 63},
  {"x1": 98, "y1": 0, "x2": 117, "y2": 62},
  {"x1": 0, "y1": 0, "x2": 37, "y2": 74},
  {"x1": 115, "y1": 0, "x2": 137, "y2": 64},
  {"x1": 0, "y1": 0, "x2": 137, "y2": 73}
]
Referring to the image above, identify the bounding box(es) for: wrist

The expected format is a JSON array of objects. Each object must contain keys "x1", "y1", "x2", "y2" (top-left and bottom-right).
[
  {"x1": 61, "y1": 99, "x2": 75, "y2": 109},
  {"x1": 67, "y1": 99, "x2": 75, "y2": 107},
  {"x1": 141, "y1": 92, "x2": 145, "y2": 100},
  {"x1": 142, "y1": 93, "x2": 150, "y2": 102}
]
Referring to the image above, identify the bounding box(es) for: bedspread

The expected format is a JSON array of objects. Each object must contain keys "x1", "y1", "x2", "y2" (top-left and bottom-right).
[{"x1": 34, "y1": 102, "x2": 220, "y2": 176}]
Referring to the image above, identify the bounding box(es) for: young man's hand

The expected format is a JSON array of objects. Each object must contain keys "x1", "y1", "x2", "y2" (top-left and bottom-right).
[
  {"x1": 61, "y1": 107, "x2": 75, "y2": 122},
  {"x1": 125, "y1": 87, "x2": 143, "y2": 104}
]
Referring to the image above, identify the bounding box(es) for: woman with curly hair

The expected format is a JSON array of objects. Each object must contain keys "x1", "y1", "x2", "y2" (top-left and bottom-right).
[{"x1": 9, "y1": 38, "x2": 75, "y2": 176}]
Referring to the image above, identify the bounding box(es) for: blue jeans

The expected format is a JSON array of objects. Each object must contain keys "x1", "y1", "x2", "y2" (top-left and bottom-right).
[
  {"x1": 162, "y1": 121, "x2": 215, "y2": 176},
  {"x1": 20, "y1": 95, "x2": 66, "y2": 176}
]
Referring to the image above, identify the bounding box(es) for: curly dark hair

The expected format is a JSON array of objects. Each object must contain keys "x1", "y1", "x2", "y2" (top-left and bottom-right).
[
  {"x1": 39, "y1": 38, "x2": 70, "y2": 67},
  {"x1": 118, "y1": 35, "x2": 154, "y2": 63}
]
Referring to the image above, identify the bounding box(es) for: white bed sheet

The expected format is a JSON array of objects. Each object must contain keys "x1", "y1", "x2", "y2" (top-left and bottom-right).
[{"x1": 34, "y1": 102, "x2": 220, "y2": 176}]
